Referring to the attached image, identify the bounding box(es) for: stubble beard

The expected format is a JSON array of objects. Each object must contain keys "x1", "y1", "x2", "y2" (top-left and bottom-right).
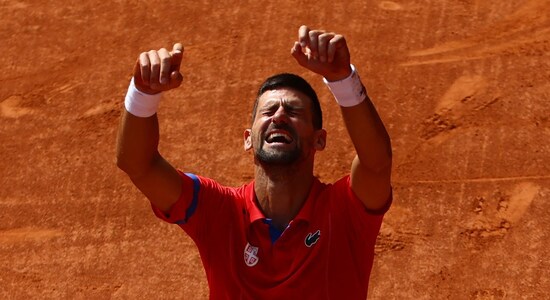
[{"x1": 255, "y1": 140, "x2": 301, "y2": 166}]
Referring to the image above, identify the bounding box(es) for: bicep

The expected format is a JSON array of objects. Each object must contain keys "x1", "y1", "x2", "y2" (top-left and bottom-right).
[
  {"x1": 350, "y1": 155, "x2": 392, "y2": 212},
  {"x1": 129, "y1": 154, "x2": 182, "y2": 213}
]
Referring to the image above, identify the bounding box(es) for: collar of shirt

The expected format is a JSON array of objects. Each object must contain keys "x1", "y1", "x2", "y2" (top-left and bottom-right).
[{"x1": 244, "y1": 177, "x2": 324, "y2": 225}]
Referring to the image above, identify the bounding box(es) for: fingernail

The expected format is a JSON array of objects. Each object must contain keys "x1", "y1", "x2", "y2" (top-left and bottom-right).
[{"x1": 300, "y1": 41, "x2": 306, "y2": 48}]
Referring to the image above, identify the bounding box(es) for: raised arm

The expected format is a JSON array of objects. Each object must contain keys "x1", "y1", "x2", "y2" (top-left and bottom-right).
[
  {"x1": 116, "y1": 43, "x2": 185, "y2": 213},
  {"x1": 291, "y1": 25, "x2": 392, "y2": 211}
]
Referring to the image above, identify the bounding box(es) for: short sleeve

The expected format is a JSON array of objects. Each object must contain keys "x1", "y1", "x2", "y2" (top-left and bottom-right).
[
  {"x1": 150, "y1": 171, "x2": 239, "y2": 244},
  {"x1": 151, "y1": 171, "x2": 199, "y2": 224},
  {"x1": 332, "y1": 175, "x2": 392, "y2": 244}
]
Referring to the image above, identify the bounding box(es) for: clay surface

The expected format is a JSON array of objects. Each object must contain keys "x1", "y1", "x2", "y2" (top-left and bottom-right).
[{"x1": 1, "y1": 0, "x2": 549, "y2": 298}]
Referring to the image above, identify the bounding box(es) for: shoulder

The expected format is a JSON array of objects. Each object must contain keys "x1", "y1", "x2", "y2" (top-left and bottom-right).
[
  {"x1": 318, "y1": 175, "x2": 352, "y2": 198},
  {"x1": 323, "y1": 175, "x2": 392, "y2": 216},
  {"x1": 190, "y1": 173, "x2": 246, "y2": 194},
  {"x1": 191, "y1": 174, "x2": 255, "y2": 208}
]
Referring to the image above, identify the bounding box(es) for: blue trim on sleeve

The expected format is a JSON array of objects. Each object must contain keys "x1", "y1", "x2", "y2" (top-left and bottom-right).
[{"x1": 175, "y1": 173, "x2": 200, "y2": 225}]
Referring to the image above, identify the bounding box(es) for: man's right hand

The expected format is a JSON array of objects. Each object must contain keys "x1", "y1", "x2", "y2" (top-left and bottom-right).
[{"x1": 133, "y1": 43, "x2": 184, "y2": 95}]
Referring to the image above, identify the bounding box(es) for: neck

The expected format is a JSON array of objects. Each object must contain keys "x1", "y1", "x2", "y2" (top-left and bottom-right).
[{"x1": 253, "y1": 160, "x2": 315, "y2": 231}]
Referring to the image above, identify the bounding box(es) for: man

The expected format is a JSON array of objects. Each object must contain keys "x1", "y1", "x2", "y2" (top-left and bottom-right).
[{"x1": 117, "y1": 25, "x2": 392, "y2": 299}]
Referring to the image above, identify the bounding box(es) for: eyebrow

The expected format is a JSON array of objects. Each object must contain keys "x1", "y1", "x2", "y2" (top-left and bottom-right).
[{"x1": 261, "y1": 98, "x2": 304, "y2": 109}]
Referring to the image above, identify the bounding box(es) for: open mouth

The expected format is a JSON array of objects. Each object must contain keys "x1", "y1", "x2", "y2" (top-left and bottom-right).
[{"x1": 265, "y1": 131, "x2": 293, "y2": 144}]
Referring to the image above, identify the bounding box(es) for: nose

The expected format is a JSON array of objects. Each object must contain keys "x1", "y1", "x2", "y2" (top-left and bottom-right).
[{"x1": 271, "y1": 105, "x2": 289, "y2": 125}]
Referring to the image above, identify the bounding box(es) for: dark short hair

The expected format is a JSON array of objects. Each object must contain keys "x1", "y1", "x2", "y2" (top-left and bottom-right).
[{"x1": 251, "y1": 73, "x2": 323, "y2": 129}]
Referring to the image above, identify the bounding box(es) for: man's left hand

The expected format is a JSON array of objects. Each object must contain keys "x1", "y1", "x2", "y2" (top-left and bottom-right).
[{"x1": 291, "y1": 25, "x2": 352, "y2": 82}]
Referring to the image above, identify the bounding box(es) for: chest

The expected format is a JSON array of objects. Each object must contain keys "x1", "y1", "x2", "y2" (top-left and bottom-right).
[
  {"x1": 244, "y1": 219, "x2": 328, "y2": 274},
  {"x1": 205, "y1": 210, "x2": 363, "y2": 289}
]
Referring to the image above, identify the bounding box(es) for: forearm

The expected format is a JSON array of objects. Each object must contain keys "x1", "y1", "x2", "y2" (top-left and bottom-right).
[
  {"x1": 116, "y1": 43, "x2": 183, "y2": 177},
  {"x1": 294, "y1": 26, "x2": 392, "y2": 208},
  {"x1": 324, "y1": 65, "x2": 392, "y2": 172},
  {"x1": 115, "y1": 44, "x2": 185, "y2": 211},
  {"x1": 340, "y1": 98, "x2": 392, "y2": 172},
  {"x1": 116, "y1": 110, "x2": 162, "y2": 178}
]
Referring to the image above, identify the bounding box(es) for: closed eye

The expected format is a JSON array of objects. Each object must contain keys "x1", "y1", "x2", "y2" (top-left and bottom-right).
[
  {"x1": 259, "y1": 102, "x2": 304, "y2": 117},
  {"x1": 285, "y1": 106, "x2": 303, "y2": 117},
  {"x1": 260, "y1": 107, "x2": 277, "y2": 116}
]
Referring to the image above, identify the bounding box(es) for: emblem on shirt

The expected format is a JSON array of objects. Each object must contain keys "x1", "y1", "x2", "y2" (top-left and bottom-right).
[
  {"x1": 304, "y1": 229, "x2": 321, "y2": 247},
  {"x1": 244, "y1": 242, "x2": 259, "y2": 267}
]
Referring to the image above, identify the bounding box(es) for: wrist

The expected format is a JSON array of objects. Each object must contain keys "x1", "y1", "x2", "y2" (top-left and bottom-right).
[
  {"x1": 323, "y1": 64, "x2": 366, "y2": 107},
  {"x1": 124, "y1": 78, "x2": 162, "y2": 117},
  {"x1": 323, "y1": 65, "x2": 353, "y2": 82}
]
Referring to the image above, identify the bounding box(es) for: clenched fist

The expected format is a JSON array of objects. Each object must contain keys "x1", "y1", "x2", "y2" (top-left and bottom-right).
[
  {"x1": 291, "y1": 25, "x2": 352, "y2": 82},
  {"x1": 133, "y1": 43, "x2": 184, "y2": 95}
]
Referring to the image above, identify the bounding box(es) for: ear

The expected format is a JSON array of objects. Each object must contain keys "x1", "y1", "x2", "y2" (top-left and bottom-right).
[
  {"x1": 244, "y1": 129, "x2": 253, "y2": 151},
  {"x1": 313, "y1": 129, "x2": 327, "y2": 151}
]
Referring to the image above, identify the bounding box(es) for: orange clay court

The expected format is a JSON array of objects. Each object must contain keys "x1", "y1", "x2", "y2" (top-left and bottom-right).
[{"x1": 1, "y1": 0, "x2": 549, "y2": 298}]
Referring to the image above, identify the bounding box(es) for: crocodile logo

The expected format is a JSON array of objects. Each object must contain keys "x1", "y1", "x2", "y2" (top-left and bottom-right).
[{"x1": 304, "y1": 229, "x2": 321, "y2": 247}]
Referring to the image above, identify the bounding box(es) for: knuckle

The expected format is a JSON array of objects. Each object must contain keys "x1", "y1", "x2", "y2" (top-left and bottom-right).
[{"x1": 139, "y1": 54, "x2": 149, "y2": 63}]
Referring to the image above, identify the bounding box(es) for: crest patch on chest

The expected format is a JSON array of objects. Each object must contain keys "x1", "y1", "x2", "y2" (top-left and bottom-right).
[{"x1": 244, "y1": 242, "x2": 259, "y2": 267}]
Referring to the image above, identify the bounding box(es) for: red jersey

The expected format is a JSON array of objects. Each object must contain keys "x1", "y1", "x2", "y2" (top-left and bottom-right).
[{"x1": 152, "y1": 171, "x2": 391, "y2": 299}]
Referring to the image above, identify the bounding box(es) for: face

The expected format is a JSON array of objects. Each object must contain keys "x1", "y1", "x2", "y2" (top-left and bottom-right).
[{"x1": 244, "y1": 88, "x2": 326, "y2": 166}]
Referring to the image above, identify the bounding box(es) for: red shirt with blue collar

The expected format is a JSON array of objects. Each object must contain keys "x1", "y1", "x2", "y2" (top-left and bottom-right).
[{"x1": 152, "y1": 171, "x2": 391, "y2": 299}]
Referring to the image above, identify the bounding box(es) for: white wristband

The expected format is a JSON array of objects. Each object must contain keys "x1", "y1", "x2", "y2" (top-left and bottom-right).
[
  {"x1": 124, "y1": 78, "x2": 162, "y2": 117},
  {"x1": 323, "y1": 64, "x2": 367, "y2": 107}
]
